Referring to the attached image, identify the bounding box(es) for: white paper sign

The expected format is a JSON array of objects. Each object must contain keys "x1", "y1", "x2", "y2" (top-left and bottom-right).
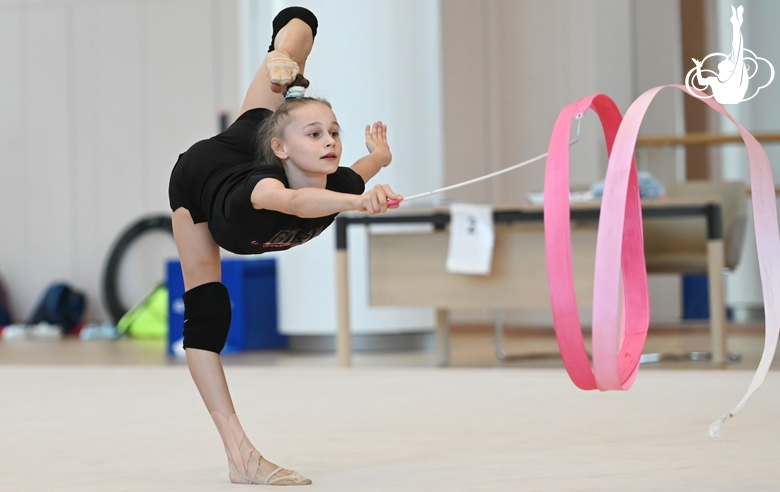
[{"x1": 446, "y1": 203, "x2": 495, "y2": 275}]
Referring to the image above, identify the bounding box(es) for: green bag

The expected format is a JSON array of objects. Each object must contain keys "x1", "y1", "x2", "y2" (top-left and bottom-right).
[{"x1": 117, "y1": 284, "x2": 168, "y2": 339}]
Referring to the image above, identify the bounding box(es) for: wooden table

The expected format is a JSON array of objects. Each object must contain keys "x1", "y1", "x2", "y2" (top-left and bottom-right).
[{"x1": 334, "y1": 200, "x2": 727, "y2": 367}]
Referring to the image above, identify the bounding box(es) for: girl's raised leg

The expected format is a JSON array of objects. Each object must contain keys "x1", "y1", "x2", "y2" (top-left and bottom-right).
[{"x1": 239, "y1": 16, "x2": 315, "y2": 115}]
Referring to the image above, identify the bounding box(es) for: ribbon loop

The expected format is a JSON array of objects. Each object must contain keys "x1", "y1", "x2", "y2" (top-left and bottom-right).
[
  {"x1": 544, "y1": 94, "x2": 648, "y2": 391},
  {"x1": 545, "y1": 84, "x2": 779, "y2": 436}
]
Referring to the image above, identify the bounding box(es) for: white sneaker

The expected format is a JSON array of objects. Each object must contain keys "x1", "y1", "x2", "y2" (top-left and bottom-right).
[
  {"x1": 79, "y1": 323, "x2": 119, "y2": 340},
  {"x1": 30, "y1": 322, "x2": 63, "y2": 339},
  {"x1": 1, "y1": 324, "x2": 31, "y2": 340}
]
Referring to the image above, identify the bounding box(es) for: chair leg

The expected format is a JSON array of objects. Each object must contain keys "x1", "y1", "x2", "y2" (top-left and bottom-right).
[
  {"x1": 336, "y1": 250, "x2": 351, "y2": 368},
  {"x1": 494, "y1": 309, "x2": 508, "y2": 361},
  {"x1": 707, "y1": 239, "x2": 728, "y2": 365},
  {"x1": 435, "y1": 309, "x2": 450, "y2": 367}
]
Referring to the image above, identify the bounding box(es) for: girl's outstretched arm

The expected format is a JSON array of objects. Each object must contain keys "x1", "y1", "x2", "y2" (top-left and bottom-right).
[
  {"x1": 251, "y1": 178, "x2": 402, "y2": 218},
  {"x1": 351, "y1": 121, "x2": 393, "y2": 183}
]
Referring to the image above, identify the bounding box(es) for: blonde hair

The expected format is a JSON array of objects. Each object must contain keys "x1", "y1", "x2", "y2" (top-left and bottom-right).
[{"x1": 256, "y1": 97, "x2": 332, "y2": 171}]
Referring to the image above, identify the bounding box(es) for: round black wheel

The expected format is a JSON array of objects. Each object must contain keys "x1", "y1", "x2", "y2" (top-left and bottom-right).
[{"x1": 102, "y1": 215, "x2": 173, "y2": 324}]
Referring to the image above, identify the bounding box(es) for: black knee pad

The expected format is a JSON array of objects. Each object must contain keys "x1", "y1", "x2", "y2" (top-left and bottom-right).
[
  {"x1": 268, "y1": 6, "x2": 318, "y2": 52},
  {"x1": 182, "y1": 282, "x2": 231, "y2": 354}
]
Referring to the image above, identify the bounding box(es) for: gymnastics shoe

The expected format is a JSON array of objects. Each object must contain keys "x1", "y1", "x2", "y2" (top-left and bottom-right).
[
  {"x1": 30, "y1": 322, "x2": 63, "y2": 339},
  {"x1": 267, "y1": 52, "x2": 300, "y2": 88},
  {"x1": 210, "y1": 411, "x2": 312, "y2": 486}
]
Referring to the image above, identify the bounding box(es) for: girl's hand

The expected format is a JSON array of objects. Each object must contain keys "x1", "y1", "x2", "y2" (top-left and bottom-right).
[
  {"x1": 365, "y1": 121, "x2": 392, "y2": 167},
  {"x1": 355, "y1": 184, "x2": 403, "y2": 215}
]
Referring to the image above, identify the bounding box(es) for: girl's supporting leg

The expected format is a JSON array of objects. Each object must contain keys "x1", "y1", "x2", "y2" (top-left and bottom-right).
[{"x1": 172, "y1": 207, "x2": 310, "y2": 485}]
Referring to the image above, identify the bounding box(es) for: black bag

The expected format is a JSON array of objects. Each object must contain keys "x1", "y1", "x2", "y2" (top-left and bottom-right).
[
  {"x1": 0, "y1": 273, "x2": 11, "y2": 326},
  {"x1": 29, "y1": 283, "x2": 86, "y2": 333}
]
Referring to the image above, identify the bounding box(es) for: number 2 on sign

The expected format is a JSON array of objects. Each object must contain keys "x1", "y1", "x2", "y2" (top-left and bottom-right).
[{"x1": 467, "y1": 216, "x2": 477, "y2": 234}]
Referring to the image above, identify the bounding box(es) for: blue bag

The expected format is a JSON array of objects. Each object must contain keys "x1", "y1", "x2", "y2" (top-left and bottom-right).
[{"x1": 29, "y1": 283, "x2": 86, "y2": 333}]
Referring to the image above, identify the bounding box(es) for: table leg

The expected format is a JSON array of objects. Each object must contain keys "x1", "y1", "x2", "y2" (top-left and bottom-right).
[
  {"x1": 707, "y1": 239, "x2": 727, "y2": 365},
  {"x1": 336, "y1": 249, "x2": 351, "y2": 367},
  {"x1": 436, "y1": 309, "x2": 450, "y2": 367},
  {"x1": 494, "y1": 309, "x2": 507, "y2": 360}
]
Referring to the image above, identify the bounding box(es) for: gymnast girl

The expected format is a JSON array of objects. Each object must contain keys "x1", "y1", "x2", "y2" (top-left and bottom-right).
[{"x1": 168, "y1": 7, "x2": 401, "y2": 485}]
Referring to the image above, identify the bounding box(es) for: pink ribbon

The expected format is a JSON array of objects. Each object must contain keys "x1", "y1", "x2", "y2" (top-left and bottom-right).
[{"x1": 544, "y1": 85, "x2": 780, "y2": 436}]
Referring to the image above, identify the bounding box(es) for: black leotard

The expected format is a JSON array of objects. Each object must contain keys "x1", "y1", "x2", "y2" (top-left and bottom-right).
[{"x1": 168, "y1": 108, "x2": 365, "y2": 255}]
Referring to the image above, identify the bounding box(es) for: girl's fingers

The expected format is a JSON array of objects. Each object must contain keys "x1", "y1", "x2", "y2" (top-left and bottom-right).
[
  {"x1": 359, "y1": 186, "x2": 401, "y2": 212},
  {"x1": 386, "y1": 185, "x2": 402, "y2": 208},
  {"x1": 379, "y1": 186, "x2": 397, "y2": 210},
  {"x1": 368, "y1": 187, "x2": 379, "y2": 215},
  {"x1": 364, "y1": 121, "x2": 389, "y2": 146},
  {"x1": 376, "y1": 186, "x2": 388, "y2": 213}
]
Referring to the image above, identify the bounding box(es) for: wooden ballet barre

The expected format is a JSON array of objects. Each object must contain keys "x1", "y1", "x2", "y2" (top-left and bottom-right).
[
  {"x1": 636, "y1": 131, "x2": 780, "y2": 147},
  {"x1": 636, "y1": 132, "x2": 780, "y2": 195},
  {"x1": 746, "y1": 187, "x2": 780, "y2": 196}
]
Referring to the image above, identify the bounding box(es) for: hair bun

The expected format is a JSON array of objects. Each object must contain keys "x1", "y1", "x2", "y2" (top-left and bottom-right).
[
  {"x1": 285, "y1": 86, "x2": 306, "y2": 99},
  {"x1": 284, "y1": 73, "x2": 310, "y2": 99}
]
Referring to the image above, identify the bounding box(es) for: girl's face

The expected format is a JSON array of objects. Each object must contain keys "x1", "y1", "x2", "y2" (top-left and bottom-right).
[{"x1": 273, "y1": 102, "x2": 342, "y2": 175}]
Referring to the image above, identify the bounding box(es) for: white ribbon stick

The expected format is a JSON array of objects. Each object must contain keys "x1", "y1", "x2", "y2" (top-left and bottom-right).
[{"x1": 446, "y1": 203, "x2": 495, "y2": 275}]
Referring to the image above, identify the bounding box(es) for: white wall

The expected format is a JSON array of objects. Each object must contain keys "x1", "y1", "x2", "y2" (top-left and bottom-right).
[{"x1": 0, "y1": 0, "x2": 239, "y2": 322}]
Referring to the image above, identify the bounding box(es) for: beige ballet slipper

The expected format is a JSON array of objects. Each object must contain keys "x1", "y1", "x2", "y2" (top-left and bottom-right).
[
  {"x1": 263, "y1": 468, "x2": 313, "y2": 486},
  {"x1": 267, "y1": 55, "x2": 300, "y2": 87},
  {"x1": 210, "y1": 411, "x2": 311, "y2": 486}
]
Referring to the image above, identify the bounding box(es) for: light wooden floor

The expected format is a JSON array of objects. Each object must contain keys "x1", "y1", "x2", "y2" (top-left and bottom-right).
[
  {"x1": 0, "y1": 323, "x2": 775, "y2": 371},
  {"x1": 1, "y1": 365, "x2": 778, "y2": 491},
  {"x1": 0, "y1": 325, "x2": 777, "y2": 491}
]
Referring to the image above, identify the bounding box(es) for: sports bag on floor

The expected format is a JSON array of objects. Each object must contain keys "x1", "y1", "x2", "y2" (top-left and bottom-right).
[{"x1": 29, "y1": 283, "x2": 86, "y2": 333}]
